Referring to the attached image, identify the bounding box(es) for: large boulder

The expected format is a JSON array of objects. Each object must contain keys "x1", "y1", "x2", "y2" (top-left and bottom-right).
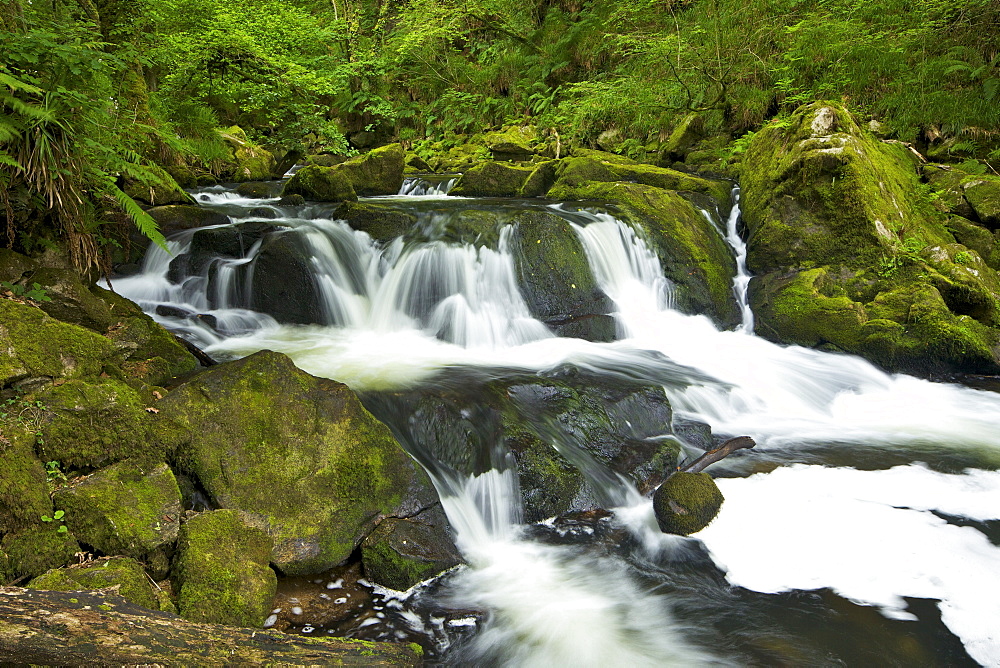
[
  {"x1": 545, "y1": 179, "x2": 740, "y2": 329},
  {"x1": 148, "y1": 205, "x2": 230, "y2": 237},
  {"x1": 741, "y1": 102, "x2": 1000, "y2": 374},
  {"x1": 509, "y1": 210, "x2": 615, "y2": 341},
  {"x1": 483, "y1": 125, "x2": 540, "y2": 161},
  {"x1": 173, "y1": 509, "x2": 276, "y2": 627},
  {"x1": 158, "y1": 351, "x2": 437, "y2": 575},
  {"x1": 53, "y1": 460, "x2": 182, "y2": 578},
  {"x1": 0, "y1": 435, "x2": 51, "y2": 535},
  {"x1": 335, "y1": 143, "x2": 405, "y2": 196},
  {"x1": 0, "y1": 300, "x2": 118, "y2": 388},
  {"x1": 361, "y1": 505, "x2": 461, "y2": 591},
  {"x1": 451, "y1": 162, "x2": 536, "y2": 197},
  {"x1": 282, "y1": 165, "x2": 357, "y2": 202},
  {"x1": 216, "y1": 126, "x2": 276, "y2": 183}
]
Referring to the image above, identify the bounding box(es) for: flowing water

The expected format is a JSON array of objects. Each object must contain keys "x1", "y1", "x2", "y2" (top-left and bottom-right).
[{"x1": 110, "y1": 178, "x2": 1000, "y2": 666}]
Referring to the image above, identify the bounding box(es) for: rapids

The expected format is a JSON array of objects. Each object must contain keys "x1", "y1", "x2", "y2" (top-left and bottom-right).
[{"x1": 108, "y1": 180, "x2": 1000, "y2": 666}]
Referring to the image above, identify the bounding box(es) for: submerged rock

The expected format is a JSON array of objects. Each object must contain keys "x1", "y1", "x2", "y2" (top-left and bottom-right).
[
  {"x1": 652, "y1": 471, "x2": 724, "y2": 536},
  {"x1": 158, "y1": 351, "x2": 437, "y2": 575},
  {"x1": 174, "y1": 509, "x2": 276, "y2": 627}
]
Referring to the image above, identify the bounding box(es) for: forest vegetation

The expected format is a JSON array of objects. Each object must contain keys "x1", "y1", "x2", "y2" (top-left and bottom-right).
[{"x1": 2, "y1": 0, "x2": 999, "y2": 270}]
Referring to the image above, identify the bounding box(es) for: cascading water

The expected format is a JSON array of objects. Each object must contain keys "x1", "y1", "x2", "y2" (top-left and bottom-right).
[{"x1": 111, "y1": 183, "x2": 1000, "y2": 666}]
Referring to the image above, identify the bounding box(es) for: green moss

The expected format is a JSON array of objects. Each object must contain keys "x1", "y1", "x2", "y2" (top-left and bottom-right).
[
  {"x1": 53, "y1": 460, "x2": 181, "y2": 577},
  {"x1": 160, "y1": 351, "x2": 433, "y2": 575},
  {"x1": 483, "y1": 125, "x2": 540, "y2": 156},
  {"x1": 0, "y1": 523, "x2": 81, "y2": 579},
  {"x1": 175, "y1": 509, "x2": 276, "y2": 627},
  {"x1": 333, "y1": 201, "x2": 416, "y2": 242},
  {"x1": 962, "y1": 175, "x2": 1000, "y2": 227},
  {"x1": 28, "y1": 556, "x2": 159, "y2": 610},
  {"x1": 547, "y1": 180, "x2": 739, "y2": 328},
  {"x1": 520, "y1": 160, "x2": 559, "y2": 197},
  {"x1": 37, "y1": 378, "x2": 162, "y2": 469},
  {"x1": 218, "y1": 126, "x2": 276, "y2": 182},
  {"x1": 282, "y1": 165, "x2": 358, "y2": 202},
  {"x1": 652, "y1": 471, "x2": 724, "y2": 536},
  {"x1": 104, "y1": 314, "x2": 199, "y2": 386},
  {"x1": 335, "y1": 143, "x2": 405, "y2": 196},
  {"x1": 0, "y1": 434, "x2": 52, "y2": 534},
  {"x1": 0, "y1": 299, "x2": 117, "y2": 386},
  {"x1": 450, "y1": 162, "x2": 536, "y2": 197},
  {"x1": 360, "y1": 510, "x2": 460, "y2": 591}
]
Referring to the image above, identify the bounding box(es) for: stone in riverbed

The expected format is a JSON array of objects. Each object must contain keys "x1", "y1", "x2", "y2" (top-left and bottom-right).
[
  {"x1": 652, "y1": 471, "x2": 724, "y2": 536},
  {"x1": 28, "y1": 556, "x2": 160, "y2": 610},
  {"x1": 361, "y1": 505, "x2": 461, "y2": 591},
  {"x1": 174, "y1": 509, "x2": 276, "y2": 627}
]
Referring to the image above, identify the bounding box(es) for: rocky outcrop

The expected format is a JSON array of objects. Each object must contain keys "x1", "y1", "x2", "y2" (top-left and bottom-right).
[
  {"x1": 741, "y1": 101, "x2": 1000, "y2": 375},
  {"x1": 282, "y1": 164, "x2": 358, "y2": 202},
  {"x1": 361, "y1": 505, "x2": 461, "y2": 591},
  {"x1": 336, "y1": 143, "x2": 405, "y2": 196},
  {"x1": 28, "y1": 557, "x2": 161, "y2": 611},
  {"x1": 159, "y1": 351, "x2": 436, "y2": 575}
]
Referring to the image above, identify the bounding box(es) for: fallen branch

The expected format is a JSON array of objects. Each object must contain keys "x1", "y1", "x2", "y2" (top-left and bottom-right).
[
  {"x1": 0, "y1": 586, "x2": 421, "y2": 666},
  {"x1": 680, "y1": 436, "x2": 756, "y2": 474}
]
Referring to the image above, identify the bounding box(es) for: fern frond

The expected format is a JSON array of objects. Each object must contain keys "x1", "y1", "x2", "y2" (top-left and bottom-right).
[{"x1": 101, "y1": 177, "x2": 168, "y2": 250}]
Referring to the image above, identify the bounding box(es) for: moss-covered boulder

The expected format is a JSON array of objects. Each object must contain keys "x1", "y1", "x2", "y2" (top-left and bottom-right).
[
  {"x1": 124, "y1": 165, "x2": 195, "y2": 206},
  {"x1": 510, "y1": 210, "x2": 614, "y2": 341},
  {"x1": 962, "y1": 175, "x2": 1000, "y2": 229},
  {"x1": 520, "y1": 160, "x2": 559, "y2": 197},
  {"x1": 148, "y1": 205, "x2": 230, "y2": 237},
  {"x1": 451, "y1": 162, "x2": 536, "y2": 197},
  {"x1": 174, "y1": 510, "x2": 276, "y2": 627},
  {"x1": 548, "y1": 153, "x2": 733, "y2": 212},
  {"x1": 25, "y1": 268, "x2": 117, "y2": 332},
  {"x1": 544, "y1": 180, "x2": 740, "y2": 328},
  {"x1": 159, "y1": 351, "x2": 436, "y2": 575},
  {"x1": 740, "y1": 101, "x2": 1000, "y2": 374},
  {"x1": 282, "y1": 164, "x2": 358, "y2": 202},
  {"x1": 0, "y1": 523, "x2": 81, "y2": 580},
  {"x1": 217, "y1": 127, "x2": 276, "y2": 183},
  {"x1": 335, "y1": 143, "x2": 405, "y2": 196},
  {"x1": 0, "y1": 249, "x2": 36, "y2": 283},
  {"x1": 946, "y1": 215, "x2": 1000, "y2": 270},
  {"x1": 104, "y1": 314, "x2": 199, "y2": 386},
  {"x1": 53, "y1": 460, "x2": 181, "y2": 578},
  {"x1": 652, "y1": 471, "x2": 724, "y2": 535},
  {"x1": 0, "y1": 300, "x2": 118, "y2": 388},
  {"x1": 661, "y1": 113, "x2": 705, "y2": 163},
  {"x1": 28, "y1": 556, "x2": 159, "y2": 610},
  {"x1": 235, "y1": 181, "x2": 280, "y2": 199},
  {"x1": 361, "y1": 505, "x2": 461, "y2": 591}
]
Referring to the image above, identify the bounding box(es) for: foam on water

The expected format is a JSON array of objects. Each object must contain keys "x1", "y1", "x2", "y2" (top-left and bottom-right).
[{"x1": 696, "y1": 464, "x2": 1000, "y2": 666}]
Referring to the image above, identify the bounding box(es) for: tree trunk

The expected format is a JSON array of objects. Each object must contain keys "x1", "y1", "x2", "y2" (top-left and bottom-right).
[{"x1": 0, "y1": 586, "x2": 422, "y2": 666}]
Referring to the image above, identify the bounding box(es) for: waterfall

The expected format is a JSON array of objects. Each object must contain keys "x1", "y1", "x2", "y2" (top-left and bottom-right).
[
  {"x1": 112, "y1": 186, "x2": 1000, "y2": 666},
  {"x1": 397, "y1": 175, "x2": 458, "y2": 197}
]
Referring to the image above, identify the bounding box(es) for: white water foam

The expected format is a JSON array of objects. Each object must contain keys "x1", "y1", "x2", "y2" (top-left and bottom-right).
[{"x1": 696, "y1": 464, "x2": 1000, "y2": 666}]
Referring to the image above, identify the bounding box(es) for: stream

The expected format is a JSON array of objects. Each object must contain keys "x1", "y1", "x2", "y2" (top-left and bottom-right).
[{"x1": 108, "y1": 178, "x2": 1000, "y2": 666}]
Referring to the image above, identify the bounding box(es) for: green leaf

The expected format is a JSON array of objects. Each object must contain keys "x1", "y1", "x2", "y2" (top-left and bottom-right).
[{"x1": 53, "y1": 510, "x2": 65, "y2": 520}]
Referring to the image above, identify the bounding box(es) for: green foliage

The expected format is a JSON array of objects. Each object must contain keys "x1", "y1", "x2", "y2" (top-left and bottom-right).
[
  {"x1": 41, "y1": 508, "x2": 68, "y2": 533},
  {"x1": 0, "y1": 281, "x2": 50, "y2": 302},
  {"x1": 44, "y1": 460, "x2": 67, "y2": 484},
  {"x1": 1, "y1": 393, "x2": 47, "y2": 447}
]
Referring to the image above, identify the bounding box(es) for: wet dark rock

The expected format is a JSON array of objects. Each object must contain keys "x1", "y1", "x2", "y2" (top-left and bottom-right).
[
  {"x1": 235, "y1": 181, "x2": 278, "y2": 199},
  {"x1": 247, "y1": 206, "x2": 278, "y2": 219},
  {"x1": 249, "y1": 232, "x2": 323, "y2": 325},
  {"x1": 148, "y1": 205, "x2": 229, "y2": 237},
  {"x1": 334, "y1": 201, "x2": 416, "y2": 243},
  {"x1": 361, "y1": 505, "x2": 461, "y2": 591}
]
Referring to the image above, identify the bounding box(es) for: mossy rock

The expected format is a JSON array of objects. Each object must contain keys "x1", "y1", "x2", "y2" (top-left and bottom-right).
[
  {"x1": 282, "y1": 164, "x2": 358, "y2": 202},
  {"x1": 427, "y1": 143, "x2": 489, "y2": 173},
  {"x1": 451, "y1": 162, "x2": 536, "y2": 197},
  {"x1": 652, "y1": 471, "x2": 724, "y2": 535},
  {"x1": 218, "y1": 127, "x2": 277, "y2": 183},
  {"x1": 36, "y1": 378, "x2": 163, "y2": 469},
  {"x1": 549, "y1": 155, "x2": 733, "y2": 212},
  {"x1": 148, "y1": 205, "x2": 231, "y2": 237},
  {"x1": 28, "y1": 556, "x2": 159, "y2": 610},
  {"x1": 0, "y1": 523, "x2": 81, "y2": 579},
  {"x1": 0, "y1": 249, "x2": 37, "y2": 284},
  {"x1": 739, "y1": 101, "x2": 950, "y2": 275},
  {"x1": 361, "y1": 505, "x2": 461, "y2": 591},
  {"x1": 174, "y1": 509, "x2": 276, "y2": 627},
  {"x1": 510, "y1": 209, "x2": 614, "y2": 341},
  {"x1": 662, "y1": 113, "x2": 705, "y2": 163},
  {"x1": 750, "y1": 268, "x2": 1000, "y2": 374},
  {"x1": 520, "y1": 160, "x2": 559, "y2": 197},
  {"x1": 159, "y1": 351, "x2": 436, "y2": 575},
  {"x1": 0, "y1": 299, "x2": 118, "y2": 387},
  {"x1": 923, "y1": 165, "x2": 977, "y2": 220},
  {"x1": 946, "y1": 215, "x2": 1000, "y2": 270},
  {"x1": 0, "y1": 435, "x2": 53, "y2": 534},
  {"x1": 104, "y1": 314, "x2": 199, "y2": 386},
  {"x1": 962, "y1": 175, "x2": 1000, "y2": 229},
  {"x1": 484, "y1": 125, "x2": 540, "y2": 158},
  {"x1": 544, "y1": 180, "x2": 740, "y2": 329},
  {"x1": 306, "y1": 153, "x2": 349, "y2": 168},
  {"x1": 335, "y1": 143, "x2": 405, "y2": 196},
  {"x1": 235, "y1": 181, "x2": 281, "y2": 199},
  {"x1": 123, "y1": 165, "x2": 195, "y2": 206},
  {"x1": 26, "y1": 267, "x2": 118, "y2": 332},
  {"x1": 53, "y1": 460, "x2": 181, "y2": 578},
  {"x1": 333, "y1": 201, "x2": 416, "y2": 243}
]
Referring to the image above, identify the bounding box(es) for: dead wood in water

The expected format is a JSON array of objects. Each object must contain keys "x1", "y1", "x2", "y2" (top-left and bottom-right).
[
  {"x1": 680, "y1": 436, "x2": 756, "y2": 474},
  {"x1": 0, "y1": 586, "x2": 421, "y2": 666}
]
